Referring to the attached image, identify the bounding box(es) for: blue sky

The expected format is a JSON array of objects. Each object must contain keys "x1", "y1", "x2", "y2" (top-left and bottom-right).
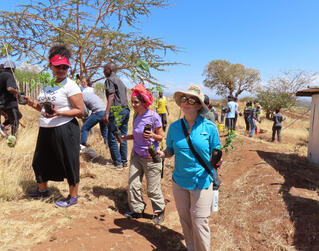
[{"x1": 2, "y1": 0, "x2": 319, "y2": 98}]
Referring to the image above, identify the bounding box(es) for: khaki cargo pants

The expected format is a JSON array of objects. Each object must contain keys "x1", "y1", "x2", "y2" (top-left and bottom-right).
[{"x1": 127, "y1": 151, "x2": 165, "y2": 214}]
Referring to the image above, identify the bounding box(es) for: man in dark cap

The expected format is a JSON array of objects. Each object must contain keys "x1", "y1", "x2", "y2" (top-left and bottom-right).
[{"x1": 0, "y1": 60, "x2": 22, "y2": 137}]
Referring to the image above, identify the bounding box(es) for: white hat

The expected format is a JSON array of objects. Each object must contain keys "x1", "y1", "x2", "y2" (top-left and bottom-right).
[
  {"x1": 173, "y1": 85, "x2": 208, "y2": 111},
  {"x1": 3, "y1": 60, "x2": 16, "y2": 69}
]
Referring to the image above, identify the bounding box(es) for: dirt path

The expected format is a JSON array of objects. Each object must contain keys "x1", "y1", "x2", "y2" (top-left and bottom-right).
[{"x1": 29, "y1": 135, "x2": 319, "y2": 251}]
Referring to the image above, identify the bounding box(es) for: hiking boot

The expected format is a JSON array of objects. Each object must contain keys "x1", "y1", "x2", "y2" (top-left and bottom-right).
[
  {"x1": 124, "y1": 211, "x2": 143, "y2": 219},
  {"x1": 55, "y1": 195, "x2": 78, "y2": 208},
  {"x1": 152, "y1": 210, "x2": 165, "y2": 224},
  {"x1": 27, "y1": 188, "x2": 50, "y2": 198}
]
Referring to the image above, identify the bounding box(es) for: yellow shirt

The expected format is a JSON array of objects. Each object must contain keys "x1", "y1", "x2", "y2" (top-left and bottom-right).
[{"x1": 156, "y1": 96, "x2": 167, "y2": 114}]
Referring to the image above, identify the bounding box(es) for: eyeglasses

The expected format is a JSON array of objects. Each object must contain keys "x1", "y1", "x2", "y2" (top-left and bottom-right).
[
  {"x1": 180, "y1": 96, "x2": 200, "y2": 105},
  {"x1": 53, "y1": 65, "x2": 69, "y2": 70}
]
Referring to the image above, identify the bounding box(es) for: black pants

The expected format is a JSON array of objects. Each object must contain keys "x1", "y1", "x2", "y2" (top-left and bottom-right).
[
  {"x1": 225, "y1": 118, "x2": 235, "y2": 131},
  {"x1": 244, "y1": 116, "x2": 250, "y2": 131},
  {"x1": 159, "y1": 113, "x2": 167, "y2": 132},
  {"x1": 1, "y1": 107, "x2": 22, "y2": 136},
  {"x1": 272, "y1": 127, "x2": 281, "y2": 142}
]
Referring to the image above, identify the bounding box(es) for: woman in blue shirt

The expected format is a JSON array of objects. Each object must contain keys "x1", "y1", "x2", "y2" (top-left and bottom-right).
[{"x1": 159, "y1": 85, "x2": 221, "y2": 251}]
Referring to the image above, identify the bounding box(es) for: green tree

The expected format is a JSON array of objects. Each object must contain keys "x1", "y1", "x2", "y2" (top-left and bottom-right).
[
  {"x1": 257, "y1": 70, "x2": 315, "y2": 119},
  {"x1": 203, "y1": 59, "x2": 260, "y2": 98},
  {"x1": 0, "y1": 0, "x2": 179, "y2": 85}
]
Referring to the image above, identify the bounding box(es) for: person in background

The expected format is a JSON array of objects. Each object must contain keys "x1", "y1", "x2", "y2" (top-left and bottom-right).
[
  {"x1": 159, "y1": 85, "x2": 221, "y2": 251},
  {"x1": 80, "y1": 91, "x2": 108, "y2": 148},
  {"x1": 243, "y1": 101, "x2": 252, "y2": 132},
  {"x1": 202, "y1": 94, "x2": 215, "y2": 122},
  {"x1": 220, "y1": 106, "x2": 227, "y2": 124},
  {"x1": 248, "y1": 102, "x2": 257, "y2": 137},
  {"x1": 25, "y1": 44, "x2": 84, "y2": 207},
  {"x1": 225, "y1": 95, "x2": 236, "y2": 131},
  {"x1": 123, "y1": 84, "x2": 165, "y2": 224},
  {"x1": 0, "y1": 60, "x2": 22, "y2": 139},
  {"x1": 80, "y1": 77, "x2": 94, "y2": 93},
  {"x1": 103, "y1": 62, "x2": 130, "y2": 170},
  {"x1": 272, "y1": 108, "x2": 285, "y2": 142},
  {"x1": 155, "y1": 90, "x2": 169, "y2": 132},
  {"x1": 255, "y1": 103, "x2": 261, "y2": 134},
  {"x1": 233, "y1": 97, "x2": 240, "y2": 130}
]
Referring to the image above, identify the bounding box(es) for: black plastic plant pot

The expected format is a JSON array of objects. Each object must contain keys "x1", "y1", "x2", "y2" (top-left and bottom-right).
[
  {"x1": 43, "y1": 102, "x2": 54, "y2": 115},
  {"x1": 210, "y1": 149, "x2": 222, "y2": 168},
  {"x1": 148, "y1": 146, "x2": 162, "y2": 163},
  {"x1": 113, "y1": 128, "x2": 124, "y2": 144},
  {"x1": 18, "y1": 92, "x2": 27, "y2": 105}
]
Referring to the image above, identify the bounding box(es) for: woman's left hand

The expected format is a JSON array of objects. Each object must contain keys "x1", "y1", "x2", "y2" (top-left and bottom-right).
[{"x1": 42, "y1": 108, "x2": 59, "y2": 118}]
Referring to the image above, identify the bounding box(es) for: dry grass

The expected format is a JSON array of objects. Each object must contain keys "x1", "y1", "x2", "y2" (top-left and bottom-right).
[{"x1": 0, "y1": 98, "x2": 312, "y2": 250}]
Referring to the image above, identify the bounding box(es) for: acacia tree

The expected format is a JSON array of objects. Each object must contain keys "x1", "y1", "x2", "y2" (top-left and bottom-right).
[
  {"x1": 0, "y1": 0, "x2": 178, "y2": 85},
  {"x1": 257, "y1": 70, "x2": 316, "y2": 118},
  {"x1": 203, "y1": 59, "x2": 260, "y2": 98}
]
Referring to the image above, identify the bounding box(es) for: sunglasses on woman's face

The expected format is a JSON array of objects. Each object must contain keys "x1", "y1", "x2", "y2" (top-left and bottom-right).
[{"x1": 180, "y1": 96, "x2": 200, "y2": 105}]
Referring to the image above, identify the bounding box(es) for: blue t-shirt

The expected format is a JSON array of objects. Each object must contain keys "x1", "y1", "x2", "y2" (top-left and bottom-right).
[
  {"x1": 226, "y1": 101, "x2": 236, "y2": 118},
  {"x1": 166, "y1": 115, "x2": 221, "y2": 190}
]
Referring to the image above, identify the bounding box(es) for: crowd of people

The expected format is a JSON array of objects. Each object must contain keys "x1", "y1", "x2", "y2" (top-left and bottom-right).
[{"x1": 0, "y1": 42, "x2": 286, "y2": 251}]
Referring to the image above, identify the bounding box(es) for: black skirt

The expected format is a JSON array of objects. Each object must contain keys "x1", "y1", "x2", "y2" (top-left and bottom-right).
[{"x1": 32, "y1": 119, "x2": 80, "y2": 186}]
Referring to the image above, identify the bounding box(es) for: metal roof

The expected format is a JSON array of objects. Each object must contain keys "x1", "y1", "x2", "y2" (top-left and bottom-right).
[{"x1": 296, "y1": 88, "x2": 319, "y2": 97}]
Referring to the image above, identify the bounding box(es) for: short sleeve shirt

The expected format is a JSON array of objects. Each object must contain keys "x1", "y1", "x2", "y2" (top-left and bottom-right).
[
  {"x1": 156, "y1": 96, "x2": 167, "y2": 114},
  {"x1": 226, "y1": 101, "x2": 236, "y2": 118},
  {"x1": 104, "y1": 74, "x2": 128, "y2": 108},
  {"x1": 0, "y1": 71, "x2": 18, "y2": 109},
  {"x1": 38, "y1": 78, "x2": 81, "y2": 128},
  {"x1": 166, "y1": 115, "x2": 221, "y2": 190},
  {"x1": 133, "y1": 109, "x2": 162, "y2": 158},
  {"x1": 83, "y1": 92, "x2": 106, "y2": 114}
]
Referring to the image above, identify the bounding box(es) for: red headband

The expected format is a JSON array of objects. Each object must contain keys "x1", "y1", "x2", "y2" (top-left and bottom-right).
[{"x1": 131, "y1": 84, "x2": 153, "y2": 108}]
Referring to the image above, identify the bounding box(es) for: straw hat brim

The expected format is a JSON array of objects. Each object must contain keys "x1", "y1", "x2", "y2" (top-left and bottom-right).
[{"x1": 173, "y1": 91, "x2": 208, "y2": 111}]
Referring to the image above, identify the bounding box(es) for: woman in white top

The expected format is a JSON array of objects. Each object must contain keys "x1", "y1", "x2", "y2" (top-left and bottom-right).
[{"x1": 25, "y1": 44, "x2": 84, "y2": 207}]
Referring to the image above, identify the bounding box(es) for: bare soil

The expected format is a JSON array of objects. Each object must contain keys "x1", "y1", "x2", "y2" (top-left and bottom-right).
[{"x1": 16, "y1": 134, "x2": 319, "y2": 250}]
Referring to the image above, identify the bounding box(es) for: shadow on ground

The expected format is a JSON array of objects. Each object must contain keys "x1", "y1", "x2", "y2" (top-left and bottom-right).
[
  {"x1": 257, "y1": 150, "x2": 319, "y2": 250},
  {"x1": 111, "y1": 218, "x2": 186, "y2": 251},
  {"x1": 20, "y1": 179, "x2": 65, "y2": 203}
]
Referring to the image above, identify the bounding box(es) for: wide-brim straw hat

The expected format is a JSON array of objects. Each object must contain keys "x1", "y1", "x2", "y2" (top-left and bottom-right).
[{"x1": 173, "y1": 85, "x2": 208, "y2": 112}]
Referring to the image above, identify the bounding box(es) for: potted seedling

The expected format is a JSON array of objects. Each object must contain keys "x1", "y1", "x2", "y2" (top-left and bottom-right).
[
  {"x1": 30, "y1": 72, "x2": 62, "y2": 115},
  {"x1": 143, "y1": 124, "x2": 161, "y2": 163},
  {"x1": 110, "y1": 105, "x2": 124, "y2": 144}
]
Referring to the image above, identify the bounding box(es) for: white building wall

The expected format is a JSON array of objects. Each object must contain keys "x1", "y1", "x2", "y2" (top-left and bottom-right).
[{"x1": 308, "y1": 94, "x2": 319, "y2": 167}]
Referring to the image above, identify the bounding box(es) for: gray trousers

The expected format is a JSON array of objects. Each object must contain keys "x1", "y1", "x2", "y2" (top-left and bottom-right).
[
  {"x1": 128, "y1": 151, "x2": 165, "y2": 214},
  {"x1": 173, "y1": 181, "x2": 213, "y2": 251}
]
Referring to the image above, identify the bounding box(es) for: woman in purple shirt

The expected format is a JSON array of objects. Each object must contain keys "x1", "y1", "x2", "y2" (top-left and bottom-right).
[{"x1": 122, "y1": 84, "x2": 165, "y2": 224}]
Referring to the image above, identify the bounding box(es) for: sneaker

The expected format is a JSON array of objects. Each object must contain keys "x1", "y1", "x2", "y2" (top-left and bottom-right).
[
  {"x1": 110, "y1": 164, "x2": 123, "y2": 171},
  {"x1": 124, "y1": 211, "x2": 143, "y2": 219},
  {"x1": 55, "y1": 195, "x2": 78, "y2": 208},
  {"x1": 122, "y1": 163, "x2": 128, "y2": 169},
  {"x1": 152, "y1": 210, "x2": 165, "y2": 224},
  {"x1": 27, "y1": 188, "x2": 50, "y2": 198}
]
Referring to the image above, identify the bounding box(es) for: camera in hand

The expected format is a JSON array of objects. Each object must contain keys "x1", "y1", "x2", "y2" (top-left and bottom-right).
[
  {"x1": 144, "y1": 124, "x2": 161, "y2": 163},
  {"x1": 18, "y1": 92, "x2": 27, "y2": 105},
  {"x1": 143, "y1": 124, "x2": 152, "y2": 133},
  {"x1": 210, "y1": 149, "x2": 222, "y2": 169}
]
